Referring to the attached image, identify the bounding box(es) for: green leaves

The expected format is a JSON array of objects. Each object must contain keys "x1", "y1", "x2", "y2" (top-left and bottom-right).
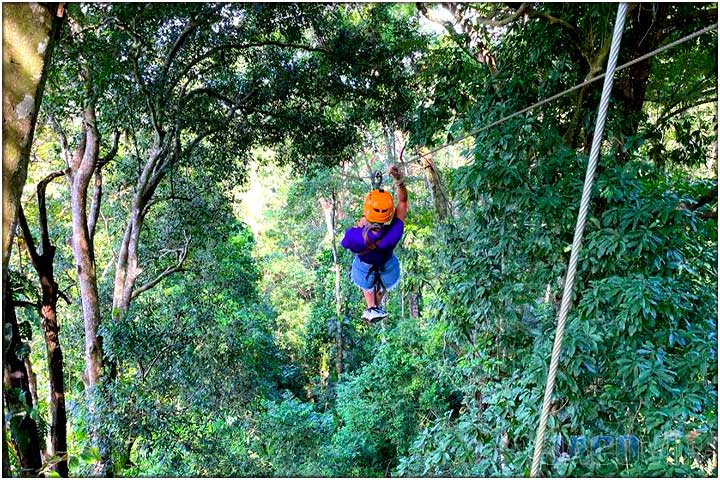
[{"x1": 11, "y1": 2, "x2": 715, "y2": 478}]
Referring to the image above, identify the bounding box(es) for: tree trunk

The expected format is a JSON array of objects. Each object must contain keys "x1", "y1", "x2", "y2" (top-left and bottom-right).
[
  {"x1": 3, "y1": 7, "x2": 62, "y2": 472},
  {"x1": 19, "y1": 170, "x2": 70, "y2": 476},
  {"x1": 40, "y1": 267, "x2": 68, "y2": 477},
  {"x1": 68, "y1": 111, "x2": 104, "y2": 391},
  {"x1": 66, "y1": 104, "x2": 112, "y2": 476},
  {"x1": 319, "y1": 194, "x2": 343, "y2": 377},
  {"x1": 112, "y1": 141, "x2": 168, "y2": 320},
  {"x1": 2, "y1": 277, "x2": 42, "y2": 477},
  {"x1": 23, "y1": 357, "x2": 39, "y2": 419},
  {"x1": 613, "y1": 4, "x2": 670, "y2": 140},
  {"x1": 2, "y1": 2, "x2": 63, "y2": 277},
  {"x1": 420, "y1": 151, "x2": 450, "y2": 219},
  {"x1": 406, "y1": 289, "x2": 422, "y2": 318}
]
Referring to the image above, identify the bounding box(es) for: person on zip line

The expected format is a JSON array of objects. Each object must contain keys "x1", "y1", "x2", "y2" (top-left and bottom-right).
[{"x1": 341, "y1": 165, "x2": 408, "y2": 323}]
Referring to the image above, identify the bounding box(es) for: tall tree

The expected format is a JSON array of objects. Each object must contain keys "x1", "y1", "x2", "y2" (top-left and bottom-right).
[
  {"x1": 3, "y1": 4, "x2": 63, "y2": 476},
  {"x1": 16, "y1": 169, "x2": 71, "y2": 477},
  {"x1": 2, "y1": 2, "x2": 63, "y2": 273},
  {"x1": 319, "y1": 192, "x2": 344, "y2": 377}
]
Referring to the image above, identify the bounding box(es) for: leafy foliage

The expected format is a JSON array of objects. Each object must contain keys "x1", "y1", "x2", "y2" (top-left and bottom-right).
[{"x1": 5, "y1": 3, "x2": 716, "y2": 478}]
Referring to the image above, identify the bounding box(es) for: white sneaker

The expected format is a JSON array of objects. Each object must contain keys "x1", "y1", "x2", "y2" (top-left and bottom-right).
[{"x1": 362, "y1": 307, "x2": 388, "y2": 322}]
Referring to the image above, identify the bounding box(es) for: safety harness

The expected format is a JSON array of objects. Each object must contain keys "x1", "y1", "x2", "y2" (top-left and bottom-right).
[
  {"x1": 358, "y1": 170, "x2": 390, "y2": 294},
  {"x1": 358, "y1": 223, "x2": 387, "y2": 293}
]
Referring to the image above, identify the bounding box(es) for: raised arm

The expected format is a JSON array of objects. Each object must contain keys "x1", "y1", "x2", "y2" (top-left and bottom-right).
[{"x1": 389, "y1": 165, "x2": 408, "y2": 221}]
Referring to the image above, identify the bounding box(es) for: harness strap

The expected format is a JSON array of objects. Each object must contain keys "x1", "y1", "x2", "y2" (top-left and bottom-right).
[
  {"x1": 365, "y1": 263, "x2": 386, "y2": 293},
  {"x1": 357, "y1": 223, "x2": 388, "y2": 293}
]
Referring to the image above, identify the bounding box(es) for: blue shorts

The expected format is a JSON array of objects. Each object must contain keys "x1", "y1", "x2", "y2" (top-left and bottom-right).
[{"x1": 350, "y1": 255, "x2": 401, "y2": 293}]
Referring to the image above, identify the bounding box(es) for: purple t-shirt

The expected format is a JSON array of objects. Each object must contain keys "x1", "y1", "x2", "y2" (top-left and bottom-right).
[{"x1": 341, "y1": 218, "x2": 404, "y2": 266}]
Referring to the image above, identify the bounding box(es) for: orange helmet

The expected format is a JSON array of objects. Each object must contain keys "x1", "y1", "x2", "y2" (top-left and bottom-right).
[{"x1": 363, "y1": 189, "x2": 395, "y2": 224}]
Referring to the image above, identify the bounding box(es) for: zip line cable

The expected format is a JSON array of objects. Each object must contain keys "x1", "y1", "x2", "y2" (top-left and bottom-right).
[{"x1": 530, "y1": 3, "x2": 628, "y2": 476}]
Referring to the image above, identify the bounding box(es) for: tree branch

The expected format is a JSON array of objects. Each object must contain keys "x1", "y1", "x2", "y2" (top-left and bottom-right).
[
  {"x1": 130, "y1": 233, "x2": 191, "y2": 301},
  {"x1": 141, "y1": 344, "x2": 173, "y2": 382},
  {"x1": 98, "y1": 130, "x2": 121, "y2": 169},
  {"x1": 182, "y1": 86, "x2": 254, "y2": 158},
  {"x1": 159, "y1": 5, "x2": 225, "y2": 90},
  {"x1": 57, "y1": 289, "x2": 72, "y2": 305},
  {"x1": 174, "y1": 41, "x2": 328, "y2": 91},
  {"x1": 37, "y1": 169, "x2": 69, "y2": 255},
  {"x1": 48, "y1": 115, "x2": 72, "y2": 166},
  {"x1": 131, "y1": 52, "x2": 163, "y2": 136},
  {"x1": 656, "y1": 97, "x2": 718, "y2": 126},
  {"x1": 184, "y1": 88, "x2": 234, "y2": 105},
  {"x1": 87, "y1": 131, "x2": 120, "y2": 241},
  {"x1": 416, "y1": 3, "x2": 482, "y2": 66},
  {"x1": 159, "y1": 18, "x2": 201, "y2": 89},
  {"x1": 678, "y1": 184, "x2": 718, "y2": 212},
  {"x1": 87, "y1": 168, "x2": 103, "y2": 243},
  {"x1": 470, "y1": 3, "x2": 530, "y2": 27},
  {"x1": 526, "y1": 9, "x2": 588, "y2": 63},
  {"x1": 16, "y1": 205, "x2": 41, "y2": 272},
  {"x1": 14, "y1": 300, "x2": 41, "y2": 311},
  {"x1": 692, "y1": 184, "x2": 718, "y2": 211}
]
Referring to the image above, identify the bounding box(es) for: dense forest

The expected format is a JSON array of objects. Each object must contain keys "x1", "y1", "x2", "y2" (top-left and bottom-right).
[{"x1": 2, "y1": 2, "x2": 717, "y2": 477}]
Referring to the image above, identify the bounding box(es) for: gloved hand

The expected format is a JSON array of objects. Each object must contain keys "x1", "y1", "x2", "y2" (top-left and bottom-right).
[{"x1": 388, "y1": 165, "x2": 405, "y2": 186}]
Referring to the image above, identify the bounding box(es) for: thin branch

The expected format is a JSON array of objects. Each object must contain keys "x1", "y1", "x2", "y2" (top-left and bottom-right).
[
  {"x1": 87, "y1": 168, "x2": 103, "y2": 243},
  {"x1": 131, "y1": 52, "x2": 163, "y2": 136},
  {"x1": 678, "y1": 184, "x2": 718, "y2": 214},
  {"x1": 48, "y1": 115, "x2": 72, "y2": 167},
  {"x1": 692, "y1": 184, "x2": 718, "y2": 211},
  {"x1": 37, "y1": 169, "x2": 69, "y2": 255},
  {"x1": 184, "y1": 88, "x2": 234, "y2": 105},
  {"x1": 527, "y1": 10, "x2": 581, "y2": 40},
  {"x1": 526, "y1": 9, "x2": 588, "y2": 64},
  {"x1": 130, "y1": 233, "x2": 191, "y2": 301},
  {"x1": 14, "y1": 300, "x2": 41, "y2": 310},
  {"x1": 159, "y1": 4, "x2": 224, "y2": 89},
  {"x1": 16, "y1": 205, "x2": 41, "y2": 272},
  {"x1": 226, "y1": 86, "x2": 256, "y2": 119},
  {"x1": 657, "y1": 97, "x2": 718, "y2": 126},
  {"x1": 57, "y1": 290, "x2": 72, "y2": 305},
  {"x1": 141, "y1": 344, "x2": 173, "y2": 382},
  {"x1": 416, "y1": 3, "x2": 482, "y2": 65},
  {"x1": 86, "y1": 131, "x2": 119, "y2": 241},
  {"x1": 182, "y1": 86, "x2": 254, "y2": 158},
  {"x1": 98, "y1": 130, "x2": 121, "y2": 169},
  {"x1": 159, "y1": 18, "x2": 201, "y2": 88},
  {"x1": 470, "y1": 3, "x2": 530, "y2": 27},
  {"x1": 72, "y1": 15, "x2": 120, "y2": 38},
  {"x1": 146, "y1": 136, "x2": 180, "y2": 198},
  {"x1": 176, "y1": 63, "x2": 219, "y2": 99},
  {"x1": 113, "y1": 19, "x2": 144, "y2": 44}
]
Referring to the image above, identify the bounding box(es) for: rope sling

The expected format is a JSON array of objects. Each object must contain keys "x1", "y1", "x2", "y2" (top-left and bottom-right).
[{"x1": 530, "y1": 3, "x2": 628, "y2": 476}]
